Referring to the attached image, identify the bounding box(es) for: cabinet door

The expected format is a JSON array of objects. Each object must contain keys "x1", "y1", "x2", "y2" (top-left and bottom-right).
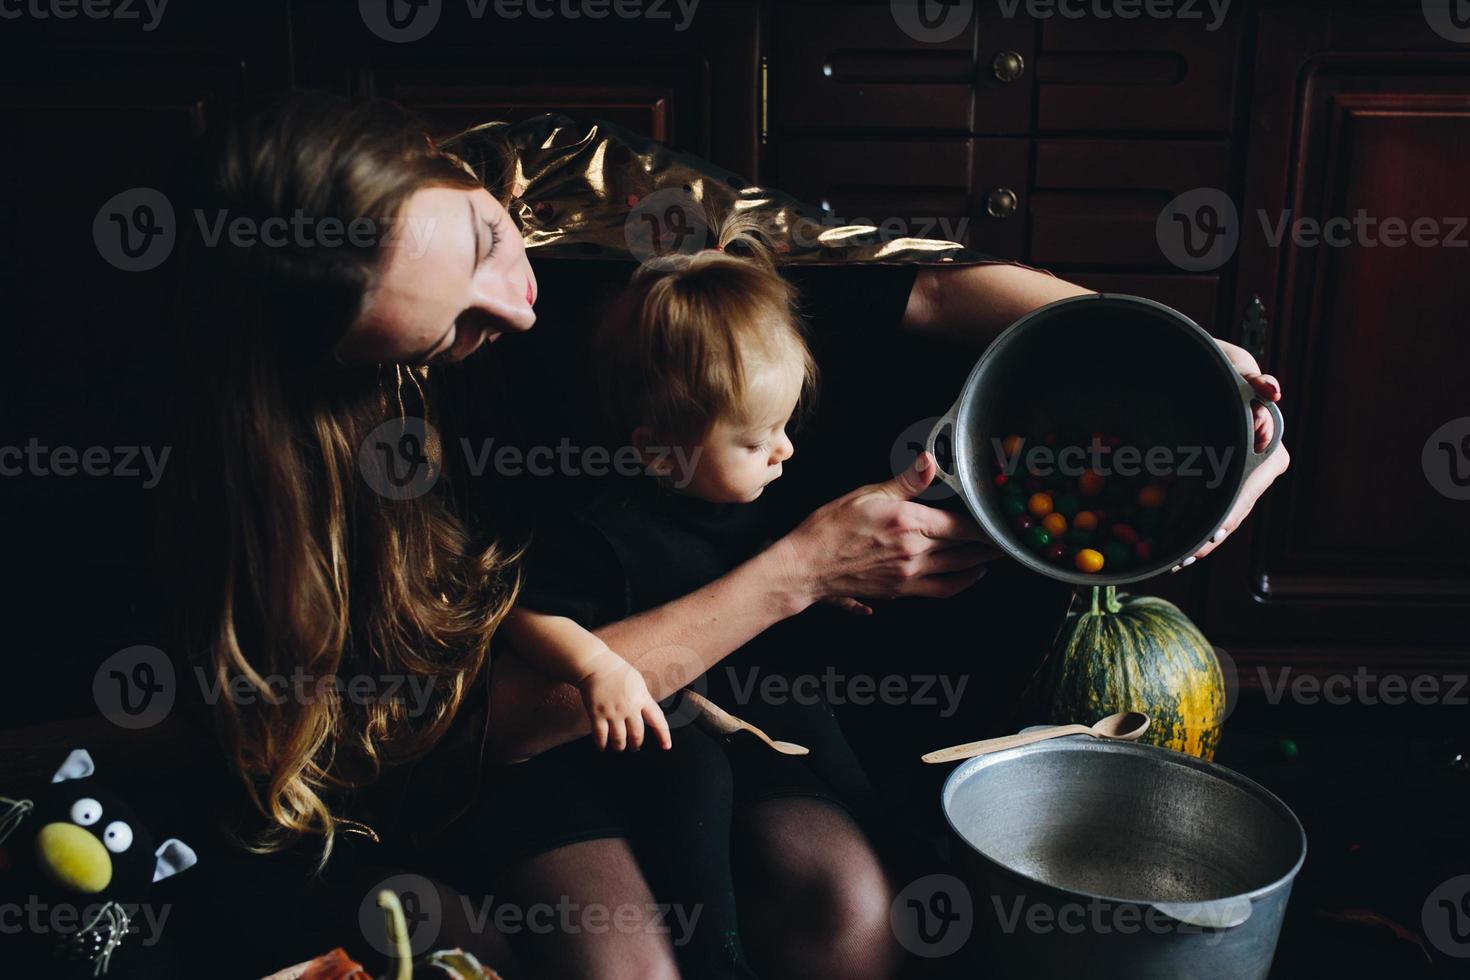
[
  {"x1": 775, "y1": 138, "x2": 1029, "y2": 259},
  {"x1": 773, "y1": 4, "x2": 1035, "y2": 136},
  {"x1": 292, "y1": 0, "x2": 761, "y2": 179},
  {"x1": 1028, "y1": 138, "x2": 1231, "y2": 269},
  {"x1": 1036, "y1": 15, "x2": 1240, "y2": 134},
  {"x1": 1205, "y1": 12, "x2": 1470, "y2": 689}
]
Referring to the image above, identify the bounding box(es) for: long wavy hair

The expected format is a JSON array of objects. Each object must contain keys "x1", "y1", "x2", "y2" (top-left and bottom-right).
[{"x1": 171, "y1": 92, "x2": 520, "y2": 867}]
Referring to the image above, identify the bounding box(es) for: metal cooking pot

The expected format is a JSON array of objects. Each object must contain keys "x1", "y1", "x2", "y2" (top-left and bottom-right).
[
  {"x1": 925, "y1": 294, "x2": 1284, "y2": 585},
  {"x1": 942, "y1": 737, "x2": 1306, "y2": 980}
]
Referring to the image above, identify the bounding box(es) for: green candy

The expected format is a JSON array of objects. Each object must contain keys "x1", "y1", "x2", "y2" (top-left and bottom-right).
[
  {"x1": 1054, "y1": 493, "x2": 1081, "y2": 517},
  {"x1": 1026, "y1": 526, "x2": 1052, "y2": 550},
  {"x1": 1103, "y1": 541, "x2": 1131, "y2": 568},
  {"x1": 1066, "y1": 528, "x2": 1093, "y2": 546},
  {"x1": 1002, "y1": 495, "x2": 1027, "y2": 517}
]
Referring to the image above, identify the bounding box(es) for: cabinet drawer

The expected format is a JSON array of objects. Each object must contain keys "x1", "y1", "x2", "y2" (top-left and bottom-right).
[
  {"x1": 1063, "y1": 273, "x2": 1221, "y2": 328},
  {"x1": 1028, "y1": 139, "x2": 1230, "y2": 268},
  {"x1": 774, "y1": 7, "x2": 1035, "y2": 135},
  {"x1": 775, "y1": 138, "x2": 1030, "y2": 260},
  {"x1": 1037, "y1": 17, "x2": 1240, "y2": 134},
  {"x1": 774, "y1": 6, "x2": 975, "y2": 132}
]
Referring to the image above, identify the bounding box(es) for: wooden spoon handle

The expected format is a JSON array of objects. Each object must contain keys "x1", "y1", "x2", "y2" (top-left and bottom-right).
[{"x1": 922, "y1": 725, "x2": 1095, "y2": 764}]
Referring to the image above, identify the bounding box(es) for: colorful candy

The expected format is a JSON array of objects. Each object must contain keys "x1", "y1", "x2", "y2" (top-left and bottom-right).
[
  {"x1": 1137, "y1": 485, "x2": 1166, "y2": 508},
  {"x1": 993, "y1": 429, "x2": 1198, "y2": 575}
]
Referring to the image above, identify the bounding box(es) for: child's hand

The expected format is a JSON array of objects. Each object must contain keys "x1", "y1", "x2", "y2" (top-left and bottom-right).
[
  {"x1": 823, "y1": 596, "x2": 873, "y2": 616},
  {"x1": 578, "y1": 652, "x2": 673, "y2": 752}
]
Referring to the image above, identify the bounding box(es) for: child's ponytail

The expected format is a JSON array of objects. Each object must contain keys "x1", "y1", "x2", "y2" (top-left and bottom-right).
[{"x1": 710, "y1": 208, "x2": 779, "y2": 269}]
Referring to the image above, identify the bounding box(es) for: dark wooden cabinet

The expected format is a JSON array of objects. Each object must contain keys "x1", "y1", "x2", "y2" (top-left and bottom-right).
[
  {"x1": 1201, "y1": 10, "x2": 1470, "y2": 693},
  {"x1": 292, "y1": 0, "x2": 762, "y2": 178},
  {"x1": 3, "y1": 2, "x2": 1467, "y2": 724}
]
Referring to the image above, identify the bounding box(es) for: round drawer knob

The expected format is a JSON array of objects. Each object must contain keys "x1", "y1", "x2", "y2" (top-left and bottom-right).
[
  {"x1": 986, "y1": 188, "x2": 1019, "y2": 219},
  {"x1": 992, "y1": 50, "x2": 1026, "y2": 83}
]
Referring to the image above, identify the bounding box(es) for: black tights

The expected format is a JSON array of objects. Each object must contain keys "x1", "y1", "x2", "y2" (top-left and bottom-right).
[{"x1": 486, "y1": 798, "x2": 898, "y2": 980}]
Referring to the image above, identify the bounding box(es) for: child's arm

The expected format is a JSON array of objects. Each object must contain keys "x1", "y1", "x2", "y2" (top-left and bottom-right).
[{"x1": 502, "y1": 608, "x2": 672, "y2": 752}]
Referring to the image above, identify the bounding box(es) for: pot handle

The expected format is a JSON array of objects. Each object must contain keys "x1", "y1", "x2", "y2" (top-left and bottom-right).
[
  {"x1": 1238, "y1": 378, "x2": 1285, "y2": 478},
  {"x1": 1154, "y1": 895, "x2": 1253, "y2": 930},
  {"x1": 923, "y1": 402, "x2": 966, "y2": 495}
]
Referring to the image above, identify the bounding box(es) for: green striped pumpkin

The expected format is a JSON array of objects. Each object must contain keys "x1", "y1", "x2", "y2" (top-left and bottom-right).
[{"x1": 1043, "y1": 586, "x2": 1225, "y2": 760}]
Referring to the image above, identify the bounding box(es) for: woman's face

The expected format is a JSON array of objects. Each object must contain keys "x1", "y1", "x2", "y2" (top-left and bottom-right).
[{"x1": 339, "y1": 185, "x2": 537, "y2": 365}]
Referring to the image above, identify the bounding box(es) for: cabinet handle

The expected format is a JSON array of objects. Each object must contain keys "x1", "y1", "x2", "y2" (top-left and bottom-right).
[
  {"x1": 1240, "y1": 294, "x2": 1268, "y2": 361},
  {"x1": 986, "y1": 188, "x2": 1019, "y2": 219},
  {"x1": 992, "y1": 50, "x2": 1026, "y2": 83}
]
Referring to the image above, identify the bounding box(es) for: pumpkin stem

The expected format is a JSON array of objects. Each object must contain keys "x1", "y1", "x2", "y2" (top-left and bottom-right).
[
  {"x1": 1089, "y1": 586, "x2": 1101, "y2": 616},
  {"x1": 1102, "y1": 585, "x2": 1123, "y2": 614}
]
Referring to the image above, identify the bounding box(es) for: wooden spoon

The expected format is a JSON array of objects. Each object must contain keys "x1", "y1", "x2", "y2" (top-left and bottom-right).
[
  {"x1": 682, "y1": 690, "x2": 810, "y2": 756},
  {"x1": 921, "y1": 711, "x2": 1150, "y2": 765}
]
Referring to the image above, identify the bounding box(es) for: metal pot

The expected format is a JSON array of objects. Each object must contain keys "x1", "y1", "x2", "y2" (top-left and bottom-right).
[
  {"x1": 942, "y1": 737, "x2": 1306, "y2": 980},
  {"x1": 925, "y1": 294, "x2": 1283, "y2": 585}
]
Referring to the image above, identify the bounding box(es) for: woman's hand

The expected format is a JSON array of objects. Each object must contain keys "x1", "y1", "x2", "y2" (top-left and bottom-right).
[
  {"x1": 1177, "y1": 340, "x2": 1290, "y2": 568},
  {"x1": 776, "y1": 452, "x2": 1004, "y2": 607},
  {"x1": 577, "y1": 650, "x2": 672, "y2": 752}
]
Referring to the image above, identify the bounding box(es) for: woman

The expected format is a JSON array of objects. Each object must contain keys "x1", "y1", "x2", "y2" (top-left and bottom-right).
[{"x1": 171, "y1": 91, "x2": 1287, "y2": 979}]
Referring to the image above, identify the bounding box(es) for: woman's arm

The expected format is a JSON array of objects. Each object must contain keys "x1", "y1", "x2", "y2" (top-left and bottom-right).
[
  {"x1": 485, "y1": 453, "x2": 1001, "y2": 761},
  {"x1": 900, "y1": 263, "x2": 1094, "y2": 348}
]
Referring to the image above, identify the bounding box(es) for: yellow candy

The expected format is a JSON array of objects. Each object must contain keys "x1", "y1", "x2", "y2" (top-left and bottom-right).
[{"x1": 1074, "y1": 548, "x2": 1105, "y2": 574}]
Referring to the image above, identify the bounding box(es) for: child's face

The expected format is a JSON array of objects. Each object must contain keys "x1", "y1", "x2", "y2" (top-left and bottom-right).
[{"x1": 677, "y1": 361, "x2": 802, "y2": 503}]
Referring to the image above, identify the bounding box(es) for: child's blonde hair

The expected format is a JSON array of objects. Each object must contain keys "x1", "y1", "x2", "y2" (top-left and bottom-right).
[{"x1": 594, "y1": 210, "x2": 818, "y2": 445}]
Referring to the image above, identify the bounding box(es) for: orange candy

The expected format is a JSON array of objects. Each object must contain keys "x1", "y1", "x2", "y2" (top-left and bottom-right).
[
  {"x1": 1026, "y1": 493, "x2": 1055, "y2": 518},
  {"x1": 1074, "y1": 548, "x2": 1105, "y2": 573},
  {"x1": 1073, "y1": 510, "x2": 1099, "y2": 532},
  {"x1": 1002, "y1": 434, "x2": 1025, "y2": 457},
  {"x1": 1137, "y1": 484, "x2": 1166, "y2": 508},
  {"x1": 1079, "y1": 470, "x2": 1106, "y2": 497},
  {"x1": 1041, "y1": 513, "x2": 1068, "y2": 538}
]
